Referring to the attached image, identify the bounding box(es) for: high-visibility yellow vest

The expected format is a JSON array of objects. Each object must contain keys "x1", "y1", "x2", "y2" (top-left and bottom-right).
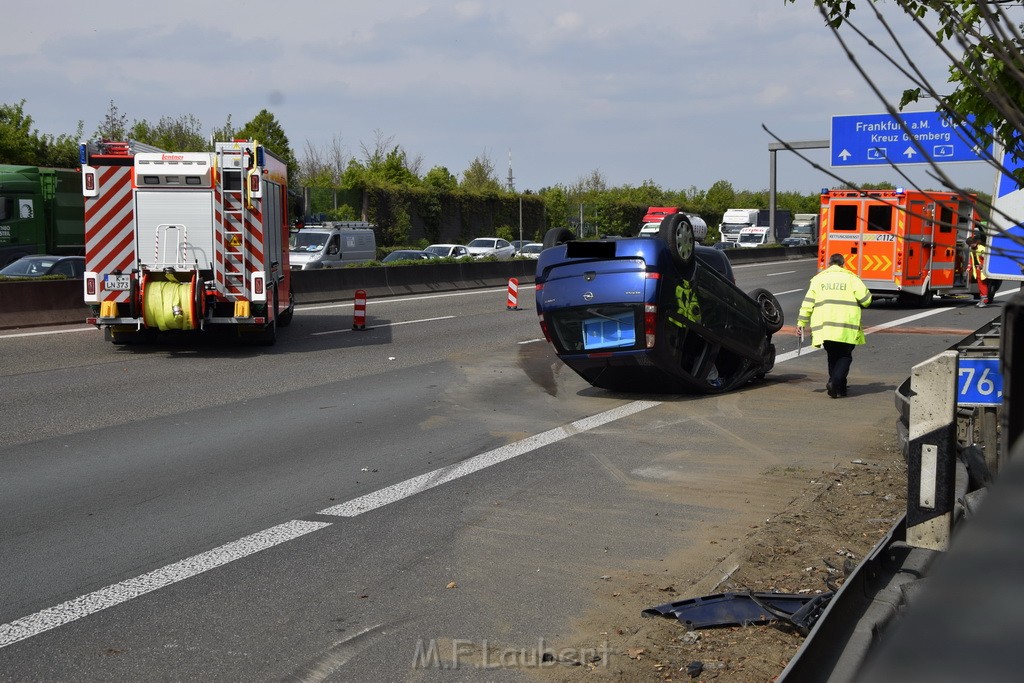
[
  {"x1": 970, "y1": 243, "x2": 987, "y2": 280},
  {"x1": 797, "y1": 265, "x2": 872, "y2": 346}
]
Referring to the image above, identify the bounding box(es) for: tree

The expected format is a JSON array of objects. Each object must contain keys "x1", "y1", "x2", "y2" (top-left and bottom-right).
[
  {"x1": 93, "y1": 100, "x2": 129, "y2": 141},
  {"x1": 235, "y1": 109, "x2": 299, "y2": 179},
  {"x1": 0, "y1": 100, "x2": 82, "y2": 167},
  {"x1": 130, "y1": 114, "x2": 207, "y2": 151},
  {"x1": 784, "y1": 1, "x2": 1022, "y2": 197},
  {"x1": 461, "y1": 152, "x2": 503, "y2": 193},
  {"x1": 0, "y1": 100, "x2": 39, "y2": 164},
  {"x1": 423, "y1": 165, "x2": 459, "y2": 192}
]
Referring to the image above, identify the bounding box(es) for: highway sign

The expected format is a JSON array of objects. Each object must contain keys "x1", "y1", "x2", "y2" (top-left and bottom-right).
[
  {"x1": 831, "y1": 112, "x2": 990, "y2": 167},
  {"x1": 957, "y1": 357, "x2": 1003, "y2": 407},
  {"x1": 986, "y1": 145, "x2": 1024, "y2": 281}
]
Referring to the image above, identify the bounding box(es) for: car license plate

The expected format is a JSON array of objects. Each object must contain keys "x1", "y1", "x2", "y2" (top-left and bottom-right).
[{"x1": 104, "y1": 274, "x2": 131, "y2": 291}]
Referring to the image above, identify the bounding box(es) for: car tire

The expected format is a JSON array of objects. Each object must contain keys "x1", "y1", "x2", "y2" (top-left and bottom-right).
[
  {"x1": 542, "y1": 227, "x2": 575, "y2": 250},
  {"x1": 749, "y1": 287, "x2": 784, "y2": 334},
  {"x1": 659, "y1": 214, "x2": 695, "y2": 269}
]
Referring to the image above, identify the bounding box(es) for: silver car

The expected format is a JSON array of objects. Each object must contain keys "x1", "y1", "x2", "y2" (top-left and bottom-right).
[{"x1": 466, "y1": 237, "x2": 516, "y2": 259}]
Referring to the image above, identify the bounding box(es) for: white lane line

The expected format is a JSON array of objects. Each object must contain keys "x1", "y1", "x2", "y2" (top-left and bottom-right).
[
  {"x1": 518, "y1": 338, "x2": 543, "y2": 345},
  {"x1": 310, "y1": 315, "x2": 455, "y2": 337},
  {"x1": 0, "y1": 520, "x2": 330, "y2": 649},
  {"x1": 298, "y1": 285, "x2": 537, "y2": 312},
  {"x1": 0, "y1": 295, "x2": 994, "y2": 649},
  {"x1": 0, "y1": 327, "x2": 94, "y2": 340},
  {"x1": 318, "y1": 400, "x2": 662, "y2": 517},
  {"x1": 766, "y1": 270, "x2": 796, "y2": 276}
]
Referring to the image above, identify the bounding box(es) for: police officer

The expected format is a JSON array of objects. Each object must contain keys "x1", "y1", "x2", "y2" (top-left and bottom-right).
[{"x1": 796, "y1": 253, "x2": 872, "y2": 398}]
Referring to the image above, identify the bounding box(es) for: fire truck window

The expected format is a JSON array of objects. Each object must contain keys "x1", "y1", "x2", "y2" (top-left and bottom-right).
[
  {"x1": 222, "y1": 171, "x2": 242, "y2": 191},
  {"x1": 867, "y1": 205, "x2": 892, "y2": 232},
  {"x1": 834, "y1": 205, "x2": 857, "y2": 231},
  {"x1": 938, "y1": 205, "x2": 954, "y2": 233}
]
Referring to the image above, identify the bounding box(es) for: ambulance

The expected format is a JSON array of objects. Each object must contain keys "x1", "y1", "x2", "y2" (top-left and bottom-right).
[{"x1": 818, "y1": 188, "x2": 981, "y2": 305}]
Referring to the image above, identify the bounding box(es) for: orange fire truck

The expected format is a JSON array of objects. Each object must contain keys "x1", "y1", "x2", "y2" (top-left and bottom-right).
[
  {"x1": 817, "y1": 188, "x2": 981, "y2": 305},
  {"x1": 80, "y1": 140, "x2": 294, "y2": 344}
]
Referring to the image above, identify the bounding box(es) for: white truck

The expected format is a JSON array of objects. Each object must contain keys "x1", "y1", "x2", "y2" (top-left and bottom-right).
[
  {"x1": 719, "y1": 208, "x2": 758, "y2": 243},
  {"x1": 788, "y1": 213, "x2": 819, "y2": 245}
]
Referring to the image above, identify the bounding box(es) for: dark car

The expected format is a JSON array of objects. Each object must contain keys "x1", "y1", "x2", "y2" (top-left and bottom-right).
[
  {"x1": 380, "y1": 250, "x2": 438, "y2": 263},
  {"x1": 534, "y1": 217, "x2": 782, "y2": 394},
  {"x1": 0, "y1": 255, "x2": 85, "y2": 278}
]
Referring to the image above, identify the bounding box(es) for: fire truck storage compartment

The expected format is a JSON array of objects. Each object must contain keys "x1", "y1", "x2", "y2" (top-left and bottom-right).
[{"x1": 135, "y1": 190, "x2": 215, "y2": 270}]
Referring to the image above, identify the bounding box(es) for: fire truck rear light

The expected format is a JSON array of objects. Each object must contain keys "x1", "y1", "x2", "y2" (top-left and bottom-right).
[
  {"x1": 254, "y1": 317, "x2": 266, "y2": 324},
  {"x1": 85, "y1": 277, "x2": 96, "y2": 296},
  {"x1": 85, "y1": 173, "x2": 95, "y2": 191},
  {"x1": 253, "y1": 275, "x2": 264, "y2": 295},
  {"x1": 249, "y1": 173, "x2": 260, "y2": 193},
  {"x1": 644, "y1": 304, "x2": 657, "y2": 348}
]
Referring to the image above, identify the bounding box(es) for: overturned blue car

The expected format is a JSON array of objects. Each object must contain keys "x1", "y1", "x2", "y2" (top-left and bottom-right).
[{"x1": 534, "y1": 215, "x2": 782, "y2": 394}]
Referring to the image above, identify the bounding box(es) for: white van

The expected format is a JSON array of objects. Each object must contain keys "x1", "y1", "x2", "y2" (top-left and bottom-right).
[
  {"x1": 737, "y1": 226, "x2": 770, "y2": 248},
  {"x1": 289, "y1": 223, "x2": 377, "y2": 270}
]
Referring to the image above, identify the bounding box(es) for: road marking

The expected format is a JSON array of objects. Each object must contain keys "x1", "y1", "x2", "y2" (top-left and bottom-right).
[
  {"x1": 0, "y1": 288, "x2": 998, "y2": 649},
  {"x1": 310, "y1": 315, "x2": 455, "y2": 336},
  {"x1": 318, "y1": 401, "x2": 661, "y2": 517},
  {"x1": 0, "y1": 520, "x2": 330, "y2": 649},
  {"x1": 765, "y1": 270, "x2": 796, "y2": 276},
  {"x1": 298, "y1": 285, "x2": 537, "y2": 312},
  {"x1": 0, "y1": 326, "x2": 94, "y2": 340}
]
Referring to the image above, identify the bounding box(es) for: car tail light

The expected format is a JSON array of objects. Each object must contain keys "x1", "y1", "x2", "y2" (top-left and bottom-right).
[
  {"x1": 644, "y1": 304, "x2": 657, "y2": 348},
  {"x1": 538, "y1": 314, "x2": 552, "y2": 343},
  {"x1": 645, "y1": 272, "x2": 660, "y2": 280}
]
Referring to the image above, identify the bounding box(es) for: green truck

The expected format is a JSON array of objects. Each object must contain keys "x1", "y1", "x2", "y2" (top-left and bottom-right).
[{"x1": 0, "y1": 165, "x2": 85, "y2": 266}]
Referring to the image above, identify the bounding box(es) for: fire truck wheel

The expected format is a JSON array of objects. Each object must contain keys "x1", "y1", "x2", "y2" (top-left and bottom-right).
[
  {"x1": 660, "y1": 214, "x2": 695, "y2": 269},
  {"x1": 543, "y1": 227, "x2": 575, "y2": 250},
  {"x1": 749, "y1": 288, "x2": 784, "y2": 334}
]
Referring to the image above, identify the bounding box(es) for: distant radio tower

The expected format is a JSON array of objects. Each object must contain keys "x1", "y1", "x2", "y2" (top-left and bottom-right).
[{"x1": 506, "y1": 149, "x2": 515, "y2": 192}]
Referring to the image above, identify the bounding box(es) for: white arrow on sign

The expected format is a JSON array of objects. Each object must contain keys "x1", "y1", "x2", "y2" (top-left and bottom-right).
[
  {"x1": 838, "y1": 149, "x2": 852, "y2": 161},
  {"x1": 903, "y1": 147, "x2": 917, "y2": 159}
]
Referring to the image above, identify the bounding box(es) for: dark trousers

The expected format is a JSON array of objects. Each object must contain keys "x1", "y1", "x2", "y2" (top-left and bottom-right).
[{"x1": 823, "y1": 340, "x2": 855, "y2": 393}]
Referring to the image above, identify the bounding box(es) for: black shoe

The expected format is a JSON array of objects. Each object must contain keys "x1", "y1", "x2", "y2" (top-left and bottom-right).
[{"x1": 826, "y1": 382, "x2": 838, "y2": 398}]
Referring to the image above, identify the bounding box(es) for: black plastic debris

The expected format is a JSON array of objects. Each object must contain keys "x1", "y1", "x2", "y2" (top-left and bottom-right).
[{"x1": 643, "y1": 591, "x2": 834, "y2": 636}]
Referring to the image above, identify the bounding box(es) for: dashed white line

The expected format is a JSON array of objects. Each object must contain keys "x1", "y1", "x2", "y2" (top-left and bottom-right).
[
  {"x1": 0, "y1": 520, "x2": 330, "y2": 649},
  {"x1": 310, "y1": 315, "x2": 455, "y2": 336}
]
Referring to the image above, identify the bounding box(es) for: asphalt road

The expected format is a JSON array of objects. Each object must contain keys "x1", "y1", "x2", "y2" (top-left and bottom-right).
[{"x1": 0, "y1": 257, "x2": 1006, "y2": 681}]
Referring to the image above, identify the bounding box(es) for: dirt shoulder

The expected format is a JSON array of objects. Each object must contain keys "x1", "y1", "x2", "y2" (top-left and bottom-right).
[{"x1": 534, "y1": 433, "x2": 907, "y2": 682}]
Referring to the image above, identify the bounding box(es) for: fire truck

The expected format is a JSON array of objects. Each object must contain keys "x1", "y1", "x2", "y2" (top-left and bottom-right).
[
  {"x1": 818, "y1": 188, "x2": 981, "y2": 305},
  {"x1": 80, "y1": 140, "x2": 294, "y2": 344}
]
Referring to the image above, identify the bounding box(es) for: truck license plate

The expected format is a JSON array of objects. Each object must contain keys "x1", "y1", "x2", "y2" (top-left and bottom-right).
[{"x1": 104, "y1": 275, "x2": 131, "y2": 291}]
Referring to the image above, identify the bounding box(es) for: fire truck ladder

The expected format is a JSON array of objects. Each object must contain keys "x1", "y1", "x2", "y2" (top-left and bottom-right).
[{"x1": 216, "y1": 148, "x2": 250, "y2": 300}]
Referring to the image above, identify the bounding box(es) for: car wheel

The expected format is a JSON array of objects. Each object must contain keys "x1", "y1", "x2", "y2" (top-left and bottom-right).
[
  {"x1": 542, "y1": 227, "x2": 575, "y2": 250},
  {"x1": 749, "y1": 288, "x2": 784, "y2": 334},
  {"x1": 659, "y1": 214, "x2": 695, "y2": 269}
]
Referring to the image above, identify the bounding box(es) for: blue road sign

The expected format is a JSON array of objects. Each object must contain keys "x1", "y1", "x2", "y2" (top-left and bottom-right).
[
  {"x1": 957, "y1": 357, "x2": 1003, "y2": 407},
  {"x1": 831, "y1": 112, "x2": 990, "y2": 167},
  {"x1": 987, "y1": 146, "x2": 1024, "y2": 281}
]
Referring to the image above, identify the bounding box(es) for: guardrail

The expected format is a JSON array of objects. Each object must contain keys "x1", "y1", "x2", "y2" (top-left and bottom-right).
[
  {"x1": 778, "y1": 296, "x2": 1020, "y2": 682},
  {"x1": 0, "y1": 245, "x2": 815, "y2": 330}
]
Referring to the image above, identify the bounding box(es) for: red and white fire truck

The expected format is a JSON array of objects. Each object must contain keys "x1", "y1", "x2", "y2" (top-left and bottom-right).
[
  {"x1": 818, "y1": 188, "x2": 982, "y2": 305},
  {"x1": 80, "y1": 140, "x2": 294, "y2": 344}
]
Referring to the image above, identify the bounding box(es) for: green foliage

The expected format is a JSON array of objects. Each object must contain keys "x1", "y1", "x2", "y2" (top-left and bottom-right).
[
  {"x1": 495, "y1": 225, "x2": 515, "y2": 241},
  {"x1": 0, "y1": 100, "x2": 82, "y2": 167},
  {"x1": 424, "y1": 165, "x2": 458, "y2": 191},
  {"x1": 461, "y1": 153, "x2": 503, "y2": 192},
  {"x1": 236, "y1": 109, "x2": 299, "y2": 179},
  {"x1": 130, "y1": 114, "x2": 207, "y2": 151}
]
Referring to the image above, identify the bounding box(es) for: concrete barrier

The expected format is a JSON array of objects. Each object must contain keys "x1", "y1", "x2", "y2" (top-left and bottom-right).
[{"x1": 0, "y1": 247, "x2": 814, "y2": 330}]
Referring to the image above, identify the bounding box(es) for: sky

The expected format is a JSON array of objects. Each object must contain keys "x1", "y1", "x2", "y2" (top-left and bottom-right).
[{"x1": 2, "y1": 1, "x2": 999, "y2": 195}]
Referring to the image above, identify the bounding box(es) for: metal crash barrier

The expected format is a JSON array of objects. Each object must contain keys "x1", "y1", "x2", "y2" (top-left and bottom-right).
[{"x1": 778, "y1": 292, "x2": 1023, "y2": 682}]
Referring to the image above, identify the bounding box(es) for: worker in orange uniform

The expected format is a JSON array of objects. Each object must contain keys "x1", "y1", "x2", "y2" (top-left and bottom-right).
[
  {"x1": 796, "y1": 253, "x2": 872, "y2": 398},
  {"x1": 968, "y1": 235, "x2": 995, "y2": 307}
]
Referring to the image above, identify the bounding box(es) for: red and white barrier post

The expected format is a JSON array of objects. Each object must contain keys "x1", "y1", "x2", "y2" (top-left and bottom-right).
[
  {"x1": 353, "y1": 289, "x2": 367, "y2": 330},
  {"x1": 506, "y1": 278, "x2": 519, "y2": 310}
]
